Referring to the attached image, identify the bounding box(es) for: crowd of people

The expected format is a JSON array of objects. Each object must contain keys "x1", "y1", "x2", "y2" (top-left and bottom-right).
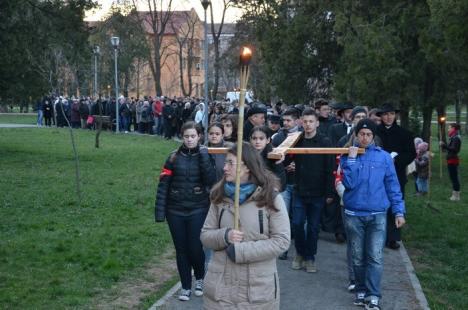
[
  {"x1": 153, "y1": 97, "x2": 462, "y2": 310},
  {"x1": 33, "y1": 93, "x2": 461, "y2": 309}
]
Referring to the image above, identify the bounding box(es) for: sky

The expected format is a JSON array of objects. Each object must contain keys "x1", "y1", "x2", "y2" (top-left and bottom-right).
[{"x1": 85, "y1": 0, "x2": 243, "y2": 23}]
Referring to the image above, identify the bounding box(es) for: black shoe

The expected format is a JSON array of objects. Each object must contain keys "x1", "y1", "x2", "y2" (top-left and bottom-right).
[
  {"x1": 278, "y1": 251, "x2": 288, "y2": 260},
  {"x1": 365, "y1": 299, "x2": 381, "y2": 310},
  {"x1": 335, "y1": 233, "x2": 346, "y2": 244},
  {"x1": 387, "y1": 240, "x2": 400, "y2": 250},
  {"x1": 353, "y1": 292, "x2": 366, "y2": 306}
]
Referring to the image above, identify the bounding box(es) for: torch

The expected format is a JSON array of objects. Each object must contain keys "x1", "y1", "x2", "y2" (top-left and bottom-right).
[
  {"x1": 438, "y1": 115, "x2": 446, "y2": 178},
  {"x1": 233, "y1": 46, "x2": 252, "y2": 230}
]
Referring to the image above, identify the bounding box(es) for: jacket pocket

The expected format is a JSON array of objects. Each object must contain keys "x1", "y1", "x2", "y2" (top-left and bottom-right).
[
  {"x1": 248, "y1": 268, "x2": 276, "y2": 303},
  {"x1": 204, "y1": 269, "x2": 225, "y2": 301}
]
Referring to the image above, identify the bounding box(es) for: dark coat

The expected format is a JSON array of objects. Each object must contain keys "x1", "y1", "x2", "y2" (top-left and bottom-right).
[
  {"x1": 317, "y1": 116, "x2": 335, "y2": 137},
  {"x1": 243, "y1": 119, "x2": 255, "y2": 141},
  {"x1": 376, "y1": 123, "x2": 416, "y2": 185},
  {"x1": 289, "y1": 133, "x2": 334, "y2": 198},
  {"x1": 155, "y1": 145, "x2": 216, "y2": 221},
  {"x1": 162, "y1": 104, "x2": 175, "y2": 121},
  {"x1": 442, "y1": 135, "x2": 461, "y2": 161},
  {"x1": 328, "y1": 122, "x2": 352, "y2": 146},
  {"x1": 261, "y1": 144, "x2": 286, "y2": 192}
]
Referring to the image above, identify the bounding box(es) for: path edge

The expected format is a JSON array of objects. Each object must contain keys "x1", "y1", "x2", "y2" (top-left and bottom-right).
[
  {"x1": 148, "y1": 281, "x2": 181, "y2": 310},
  {"x1": 400, "y1": 242, "x2": 430, "y2": 310}
]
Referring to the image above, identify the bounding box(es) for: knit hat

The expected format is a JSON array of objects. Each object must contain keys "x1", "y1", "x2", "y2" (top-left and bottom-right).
[
  {"x1": 247, "y1": 105, "x2": 267, "y2": 117},
  {"x1": 351, "y1": 106, "x2": 367, "y2": 120},
  {"x1": 268, "y1": 114, "x2": 281, "y2": 123},
  {"x1": 355, "y1": 119, "x2": 376, "y2": 136}
]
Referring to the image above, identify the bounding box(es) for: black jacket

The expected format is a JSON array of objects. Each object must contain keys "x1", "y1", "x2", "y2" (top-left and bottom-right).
[
  {"x1": 442, "y1": 134, "x2": 461, "y2": 161},
  {"x1": 376, "y1": 123, "x2": 416, "y2": 184},
  {"x1": 261, "y1": 144, "x2": 286, "y2": 192},
  {"x1": 327, "y1": 122, "x2": 352, "y2": 146},
  {"x1": 317, "y1": 116, "x2": 335, "y2": 137},
  {"x1": 289, "y1": 133, "x2": 334, "y2": 198},
  {"x1": 155, "y1": 145, "x2": 216, "y2": 221}
]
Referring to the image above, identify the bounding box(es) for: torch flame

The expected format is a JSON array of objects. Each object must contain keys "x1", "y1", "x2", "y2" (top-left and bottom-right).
[
  {"x1": 440, "y1": 116, "x2": 446, "y2": 122},
  {"x1": 240, "y1": 46, "x2": 253, "y2": 66},
  {"x1": 242, "y1": 47, "x2": 252, "y2": 57}
]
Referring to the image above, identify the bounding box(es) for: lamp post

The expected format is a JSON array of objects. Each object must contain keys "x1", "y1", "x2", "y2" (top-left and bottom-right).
[
  {"x1": 201, "y1": 0, "x2": 210, "y2": 141},
  {"x1": 233, "y1": 46, "x2": 252, "y2": 230},
  {"x1": 93, "y1": 46, "x2": 100, "y2": 99},
  {"x1": 438, "y1": 115, "x2": 446, "y2": 179},
  {"x1": 111, "y1": 36, "x2": 120, "y2": 133}
]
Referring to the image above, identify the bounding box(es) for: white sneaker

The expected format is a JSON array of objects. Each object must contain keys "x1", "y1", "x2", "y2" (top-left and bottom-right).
[
  {"x1": 178, "y1": 289, "x2": 191, "y2": 301},
  {"x1": 194, "y1": 279, "x2": 204, "y2": 297}
]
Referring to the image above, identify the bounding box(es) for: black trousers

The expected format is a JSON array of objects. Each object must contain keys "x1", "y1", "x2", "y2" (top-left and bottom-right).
[
  {"x1": 164, "y1": 120, "x2": 173, "y2": 139},
  {"x1": 387, "y1": 179, "x2": 406, "y2": 242},
  {"x1": 166, "y1": 212, "x2": 207, "y2": 290},
  {"x1": 448, "y1": 164, "x2": 460, "y2": 191}
]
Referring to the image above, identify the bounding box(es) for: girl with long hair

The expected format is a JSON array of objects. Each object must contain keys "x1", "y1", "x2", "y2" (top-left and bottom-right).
[{"x1": 201, "y1": 142, "x2": 290, "y2": 309}]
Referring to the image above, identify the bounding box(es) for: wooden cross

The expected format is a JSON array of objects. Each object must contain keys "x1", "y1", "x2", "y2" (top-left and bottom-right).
[{"x1": 208, "y1": 132, "x2": 365, "y2": 159}]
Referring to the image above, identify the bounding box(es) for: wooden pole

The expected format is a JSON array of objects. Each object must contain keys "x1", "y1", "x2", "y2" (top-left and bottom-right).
[
  {"x1": 439, "y1": 123, "x2": 443, "y2": 179},
  {"x1": 233, "y1": 47, "x2": 252, "y2": 230},
  {"x1": 208, "y1": 147, "x2": 365, "y2": 157}
]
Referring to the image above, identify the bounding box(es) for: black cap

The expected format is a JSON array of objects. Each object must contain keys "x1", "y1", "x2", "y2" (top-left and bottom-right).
[
  {"x1": 351, "y1": 106, "x2": 367, "y2": 120},
  {"x1": 335, "y1": 101, "x2": 355, "y2": 115},
  {"x1": 376, "y1": 103, "x2": 400, "y2": 116},
  {"x1": 355, "y1": 119, "x2": 377, "y2": 137},
  {"x1": 247, "y1": 105, "x2": 267, "y2": 117},
  {"x1": 268, "y1": 114, "x2": 281, "y2": 123}
]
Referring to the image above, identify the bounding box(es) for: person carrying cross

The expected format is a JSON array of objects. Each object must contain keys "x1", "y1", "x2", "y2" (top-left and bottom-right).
[{"x1": 341, "y1": 119, "x2": 406, "y2": 310}]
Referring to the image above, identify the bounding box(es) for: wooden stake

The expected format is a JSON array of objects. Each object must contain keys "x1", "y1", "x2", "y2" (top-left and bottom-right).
[{"x1": 233, "y1": 47, "x2": 252, "y2": 230}]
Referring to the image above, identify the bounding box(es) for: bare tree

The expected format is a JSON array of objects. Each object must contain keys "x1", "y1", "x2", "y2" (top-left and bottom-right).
[
  {"x1": 209, "y1": 0, "x2": 234, "y2": 100},
  {"x1": 132, "y1": 0, "x2": 174, "y2": 96},
  {"x1": 171, "y1": 10, "x2": 199, "y2": 97}
]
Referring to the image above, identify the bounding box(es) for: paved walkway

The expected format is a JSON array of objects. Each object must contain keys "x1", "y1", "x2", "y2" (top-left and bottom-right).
[{"x1": 151, "y1": 233, "x2": 428, "y2": 310}]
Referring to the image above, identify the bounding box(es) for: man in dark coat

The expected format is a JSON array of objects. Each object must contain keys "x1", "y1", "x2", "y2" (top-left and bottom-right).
[
  {"x1": 243, "y1": 104, "x2": 266, "y2": 141},
  {"x1": 314, "y1": 98, "x2": 336, "y2": 136},
  {"x1": 327, "y1": 102, "x2": 355, "y2": 146},
  {"x1": 376, "y1": 103, "x2": 416, "y2": 250}
]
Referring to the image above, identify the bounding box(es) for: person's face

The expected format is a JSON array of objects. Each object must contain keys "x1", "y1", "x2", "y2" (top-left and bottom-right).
[
  {"x1": 223, "y1": 153, "x2": 249, "y2": 183},
  {"x1": 250, "y1": 113, "x2": 265, "y2": 126},
  {"x1": 352, "y1": 112, "x2": 367, "y2": 126},
  {"x1": 208, "y1": 126, "x2": 223, "y2": 145},
  {"x1": 369, "y1": 114, "x2": 381, "y2": 125},
  {"x1": 182, "y1": 128, "x2": 200, "y2": 149},
  {"x1": 317, "y1": 105, "x2": 330, "y2": 118},
  {"x1": 302, "y1": 115, "x2": 319, "y2": 136},
  {"x1": 250, "y1": 131, "x2": 270, "y2": 151},
  {"x1": 282, "y1": 115, "x2": 297, "y2": 130},
  {"x1": 381, "y1": 111, "x2": 395, "y2": 126},
  {"x1": 268, "y1": 120, "x2": 280, "y2": 132},
  {"x1": 222, "y1": 120, "x2": 233, "y2": 138},
  {"x1": 342, "y1": 109, "x2": 353, "y2": 123},
  {"x1": 356, "y1": 128, "x2": 374, "y2": 148}
]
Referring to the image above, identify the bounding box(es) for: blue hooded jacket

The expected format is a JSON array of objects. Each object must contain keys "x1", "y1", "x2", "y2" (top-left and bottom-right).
[{"x1": 340, "y1": 144, "x2": 405, "y2": 217}]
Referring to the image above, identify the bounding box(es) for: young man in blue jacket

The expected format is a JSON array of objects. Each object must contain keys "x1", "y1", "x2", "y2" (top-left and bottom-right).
[{"x1": 340, "y1": 119, "x2": 406, "y2": 310}]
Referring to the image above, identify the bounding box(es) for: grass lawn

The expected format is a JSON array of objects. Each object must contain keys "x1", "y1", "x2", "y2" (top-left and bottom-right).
[
  {"x1": 0, "y1": 113, "x2": 36, "y2": 124},
  {"x1": 404, "y1": 134, "x2": 468, "y2": 309},
  {"x1": 0, "y1": 128, "x2": 178, "y2": 308}
]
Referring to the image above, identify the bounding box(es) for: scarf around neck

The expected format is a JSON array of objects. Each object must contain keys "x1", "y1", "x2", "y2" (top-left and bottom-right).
[{"x1": 224, "y1": 182, "x2": 257, "y2": 204}]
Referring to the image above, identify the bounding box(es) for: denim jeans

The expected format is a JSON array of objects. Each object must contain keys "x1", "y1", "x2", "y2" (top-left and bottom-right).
[
  {"x1": 166, "y1": 212, "x2": 207, "y2": 290},
  {"x1": 416, "y1": 177, "x2": 428, "y2": 193},
  {"x1": 344, "y1": 213, "x2": 387, "y2": 300},
  {"x1": 37, "y1": 110, "x2": 43, "y2": 126},
  {"x1": 292, "y1": 194, "x2": 324, "y2": 261},
  {"x1": 342, "y1": 207, "x2": 355, "y2": 282},
  {"x1": 280, "y1": 184, "x2": 295, "y2": 216}
]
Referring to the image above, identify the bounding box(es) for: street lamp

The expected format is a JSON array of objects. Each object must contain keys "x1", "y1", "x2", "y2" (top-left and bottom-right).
[
  {"x1": 201, "y1": 0, "x2": 211, "y2": 141},
  {"x1": 93, "y1": 46, "x2": 100, "y2": 99},
  {"x1": 111, "y1": 36, "x2": 120, "y2": 133}
]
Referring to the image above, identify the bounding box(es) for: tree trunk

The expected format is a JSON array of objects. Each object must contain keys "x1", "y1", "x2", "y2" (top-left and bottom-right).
[
  {"x1": 421, "y1": 106, "x2": 433, "y2": 143},
  {"x1": 212, "y1": 39, "x2": 220, "y2": 99},
  {"x1": 465, "y1": 98, "x2": 468, "y2": 134},
  {"x1": 455, "y1": 90, "x2": 462, "y2": 125},
  {"x1": 399, "y1": 100, "x2": 409, "y2": 129}
]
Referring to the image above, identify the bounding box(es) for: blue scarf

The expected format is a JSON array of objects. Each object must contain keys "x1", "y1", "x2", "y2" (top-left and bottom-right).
[{"x1": 224, "y1": 182, "x2": 257, "y2": 204}]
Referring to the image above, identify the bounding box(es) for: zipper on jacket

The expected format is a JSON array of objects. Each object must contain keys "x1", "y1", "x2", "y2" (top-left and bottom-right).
[
  {"x1": 258, "y1": 210, "x2": 264, "y2": 234},
  {"x1": 218, "y1": 208, "x2": 225, "y2": 228},
  {"x1": 274, "y1": 273, "x2": 277, "y2": 299}
]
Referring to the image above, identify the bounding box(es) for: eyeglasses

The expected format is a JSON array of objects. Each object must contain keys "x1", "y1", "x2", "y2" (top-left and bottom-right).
[{"x1": 224, "y1": 160, "x2": 245, "y2": 167}]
